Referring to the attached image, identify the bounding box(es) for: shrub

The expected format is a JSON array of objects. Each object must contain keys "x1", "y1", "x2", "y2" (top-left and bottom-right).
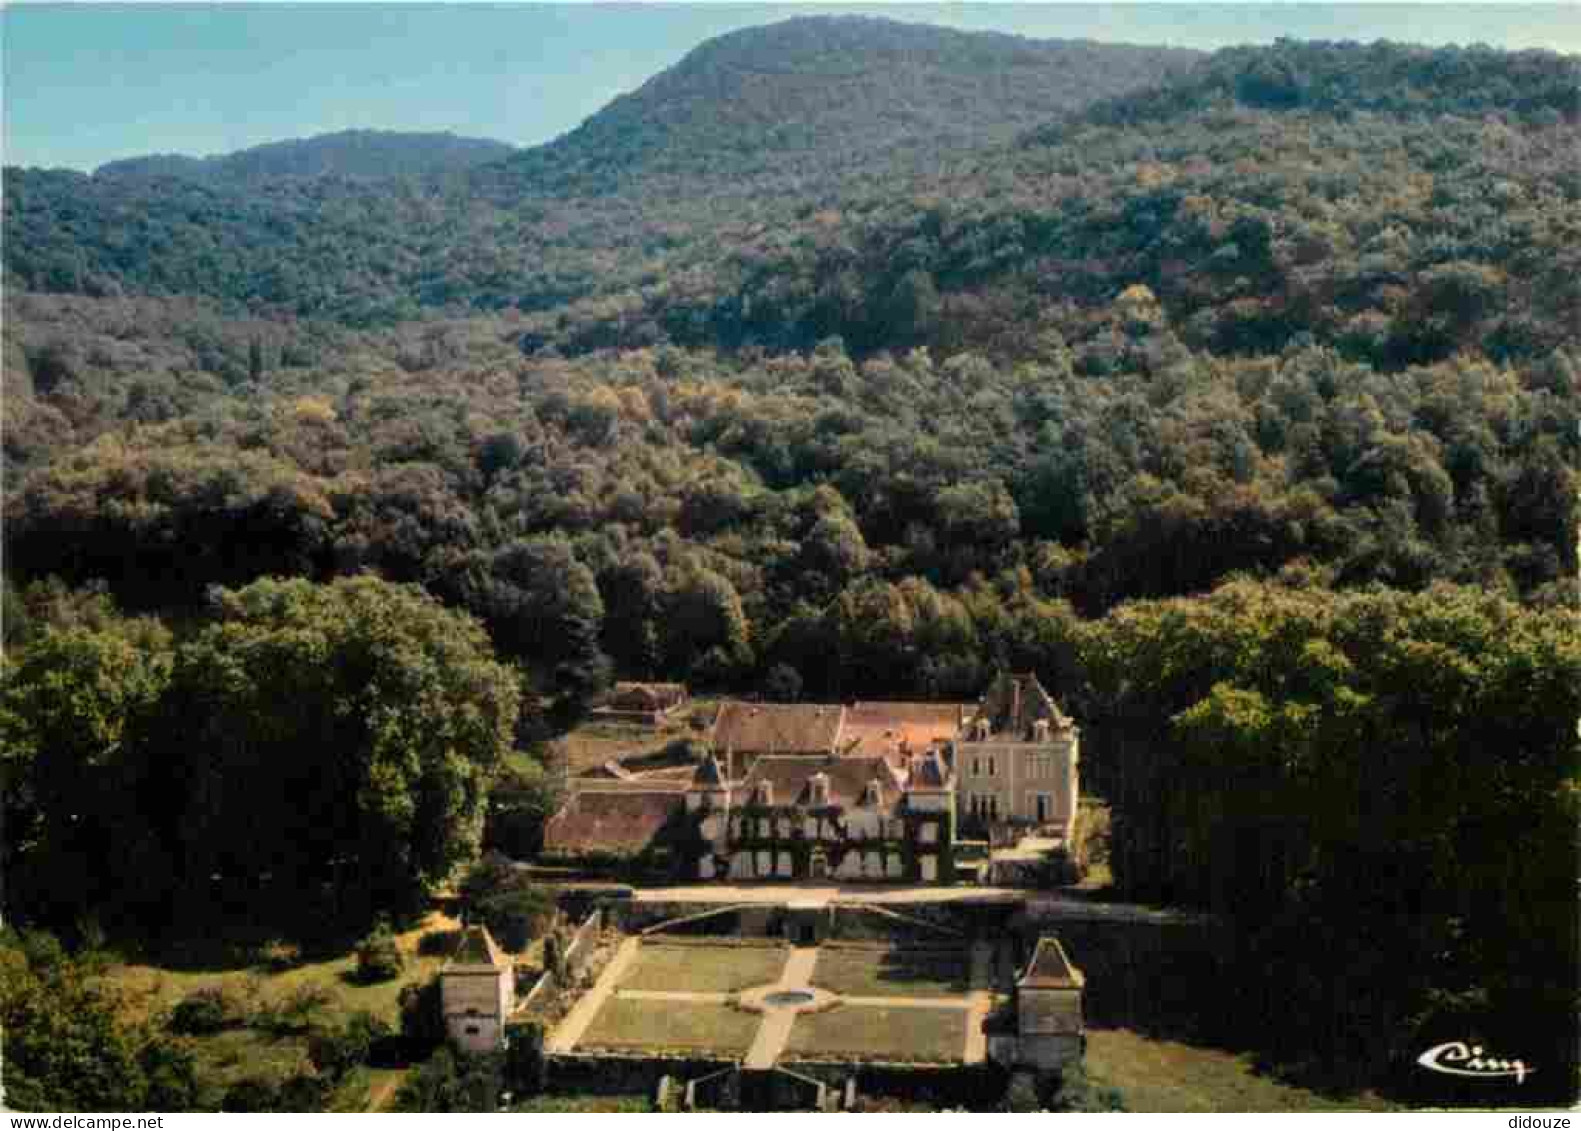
[
  {"x1": 503, "y1": 1020, "x2": 546, "y2": 1096},
  {"x1": 169, "y1": 987, "x2": 236, "y2": 1035},
  {"x1": 308, "y1": 1012, "x2": 388, "y2": 1083},
  {"x1": 396, "y1": 1047, "x2": 501, "y2": 1112},
  {"x1": 252, "y1": 938, "x2": 302, "y2": 971},
  {"x1": 222, "y1": 1078, "x2": 279, "y2": 1113},
  {"x1": 1002, "y1": 1070, "x2": 1044, "y2": 1112},
  {"x1": 762, "y1": 662, "x2": 803, "y2": 702},
  {"x1": 139, "y1": 1038, "x2": 200, "y2": 1111},
  {"x1": 1049, "y1": 1064, "x2": 1125, "y2": 1112},
  {"x1": 355, "y1": 920, "x2": 405, "y2": 983},
  {"x1": 399, "y1": 977, "x2": 445, "y2": 1045},
  {"x1": 259, "y1": 982, "x2": 334, "y2": 1035},
  {"x1": 275, "y1": 1072, "x2": 330, "y2": 1112},
  {"x1": 461, "y1": 852, "x2": 554, "y2": 952},
  {"x1": 477, "y1": 886, "x2": 555, "y2": 952}
]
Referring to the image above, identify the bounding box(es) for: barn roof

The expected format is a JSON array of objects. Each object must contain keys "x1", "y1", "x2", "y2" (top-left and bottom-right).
[{"x1": 542, "y1": 789, "x2": 682, "y2": 855}]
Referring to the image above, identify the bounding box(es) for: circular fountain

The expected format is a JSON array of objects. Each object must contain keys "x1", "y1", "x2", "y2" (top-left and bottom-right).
[{"x1": 738, "y1": 983, "x2": 838, "y2": 1015}]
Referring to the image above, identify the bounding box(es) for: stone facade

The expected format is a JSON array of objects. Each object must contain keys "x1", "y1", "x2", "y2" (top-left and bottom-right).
[
  {"x1": 956, "y1": 673, "x2": 1080, "y2": 844},
  {"x1": 686, "y1": 749, "x2": 957, "y2": 884},
  {"x1": 441, "y1": 926, "x2": 514, "y2": 1053},
  {"x1": 545, "y1": 675, "x2": 1083, "y2": 884}
]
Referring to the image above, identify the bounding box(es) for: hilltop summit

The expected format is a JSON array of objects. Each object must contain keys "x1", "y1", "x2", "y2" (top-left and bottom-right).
[{"x1": 495, "y1": 15, "x2": 1200, "y2": 193}]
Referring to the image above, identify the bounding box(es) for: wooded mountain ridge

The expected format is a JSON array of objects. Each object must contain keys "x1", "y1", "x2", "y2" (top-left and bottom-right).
[{"x1": 93, "y1": 129, "x2": 517, "y2": 184}]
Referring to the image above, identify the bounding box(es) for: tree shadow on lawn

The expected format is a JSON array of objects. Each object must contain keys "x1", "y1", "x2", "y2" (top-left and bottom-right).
[
  {"x1": 115, "y1": 887, "x2": 437, "y2": 973},
  {"x1": 870, "y1": 948, "x2": 972, "y2": 995},
  {"x1": 1061, "y1": 925, "x2": 1400, "y2": 1105}
]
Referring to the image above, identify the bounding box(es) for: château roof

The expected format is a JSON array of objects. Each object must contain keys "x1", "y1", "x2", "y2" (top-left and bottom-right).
[
  {"x1": 712, "y1": 702, "x2": 846, "y2": 756},
  {"x1": 736, "y1": 754, "x2": 900, "y2": 810},
  {"x1": 842, "y1": 701, "x2": 968, "y2": 758},
  {"x1": 968, "y1": 671, "x2": 1073, "y2": 739}
]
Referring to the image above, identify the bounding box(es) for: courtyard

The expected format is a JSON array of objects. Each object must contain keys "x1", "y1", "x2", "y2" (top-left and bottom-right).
[{"x1": 550, "y1": 935, "x2": 997, "y2": 1068}]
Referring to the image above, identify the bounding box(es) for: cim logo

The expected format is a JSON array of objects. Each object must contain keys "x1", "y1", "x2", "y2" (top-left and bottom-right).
[{"x1": 1417, "y1": 1041, "x2": 1534, "y2": 1085}]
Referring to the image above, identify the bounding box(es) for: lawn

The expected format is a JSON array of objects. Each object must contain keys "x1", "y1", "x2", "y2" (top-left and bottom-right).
[
  {"x1": 618, "y1": 941, "x2": 789, "y2": 994},
  {"x1": 511, "y1": 1094, "x2": 652, "y2": 1112},
  {"x1": 106, "y1": 910, "x2": 461, "y2": 1027},
  {"x1": 784, "y1": 1003, "x2": 966, "y2": 1064},
  {"x1": 99, "y1": 911, "x2": 466, "y2": 1109},
  {"x1": 556, "y1": 699, "x2": 719, "y2": 776},
  {"x1": 577, "y1": 998, "x2": 761, "y2": 1054},
  {"x1": 809, "y1": 945, "x2": 970, "y2": 999},
  {"x1": 1084, "y1": 1029, "x2": 1396, "y2": 1112},
  {"x1": 558, "y1": 722, "x2": 674, "y2": 775}
]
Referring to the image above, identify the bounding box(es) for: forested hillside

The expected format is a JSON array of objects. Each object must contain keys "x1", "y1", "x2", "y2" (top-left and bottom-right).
[
  {"x1": 95, "y1": 129, "x2": 516, "y2": 183},
  {"x1": 2, "y1": 19, "x2": 1577, "y2": 1106},
  {"x1": 3, "y1": 18, "x2": 1199, "y2": 323}
]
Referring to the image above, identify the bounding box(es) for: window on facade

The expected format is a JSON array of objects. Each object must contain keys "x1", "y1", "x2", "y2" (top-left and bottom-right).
[
  {"x1": 988, "y1": 757, "x2": 997, "y2": 777},
  {"x1": 971, "y1": 757, "x2": 980, "y2": 776},
  {"x1": 465, "y1": 1025, "x2": 481, "y2": 1036}
]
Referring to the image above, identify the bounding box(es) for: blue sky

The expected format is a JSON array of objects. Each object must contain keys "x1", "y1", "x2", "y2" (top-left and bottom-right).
[{"x1": 5, "y1": 3, "x2": 1579, "y2": 171}]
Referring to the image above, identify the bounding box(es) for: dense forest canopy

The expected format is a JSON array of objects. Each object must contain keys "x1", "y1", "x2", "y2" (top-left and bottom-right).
[{"x1": 1, "y1": 18, "x2": 1577, "y2": 1104}]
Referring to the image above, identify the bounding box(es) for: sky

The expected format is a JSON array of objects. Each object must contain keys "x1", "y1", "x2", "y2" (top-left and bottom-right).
[{"x1": 5, "y1": 3, "x2": 1579, "y2": 171}]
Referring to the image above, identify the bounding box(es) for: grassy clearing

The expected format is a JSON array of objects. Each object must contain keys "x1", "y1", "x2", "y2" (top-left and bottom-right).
[
  {"x1": 100, "y1": 911, "x2": 462, "y2": 1108},
  {"x1": 181, "y1": 1027, "x2": 310, "y2": 1098},
  {"x1": 559, "y1": 699, "x2": 718, "y2": 775},
  {"x1": 560, "y1": 722, "x2": 672, "y2": 775},
  {"x1": 577, "y1": 997, "x2": 761, "y2": 1054},
  {"x1": 785, "y1": 1002, "x2": 965, "y2": 1063},
  {"x1": 107, "y1": 912, "x2": 455, "y2": 1025},
  {"x1": 618, "y1": 941, "x2": 788, "y2": 994},
  {"x1": 1084, "y1": 1029, "x2": 1396, "y2": 1112},
  {"x1": 512, "y1": 1094, "x2": 652, "y2": 1112},
  {"x1": 809, "y1": 946, "x2": 970, "y2": 999}
]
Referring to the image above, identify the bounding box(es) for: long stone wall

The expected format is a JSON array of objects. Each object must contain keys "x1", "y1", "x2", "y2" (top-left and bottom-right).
[
  {"x1": 545, "y1": 1051, "x2": 738, "y2": 1097},
  {"x1": 787, "y1": 1060, "x2": 1004, "y2": 1108}
]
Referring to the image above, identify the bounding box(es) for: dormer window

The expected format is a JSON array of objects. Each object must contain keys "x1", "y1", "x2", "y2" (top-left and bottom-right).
[
  {"x1": 809, "y1": 773, "x2": 830, "y2": 807},
  {"x1": 863, "y1": 780, "x2": 882, "y2": 807}
]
